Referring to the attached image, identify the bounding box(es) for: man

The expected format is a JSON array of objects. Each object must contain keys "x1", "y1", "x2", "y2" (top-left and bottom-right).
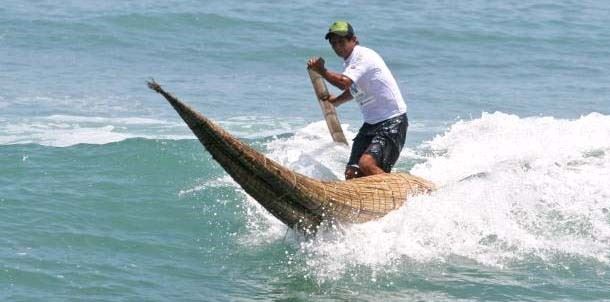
[{"x1": 307, "y1": 21, "x2": 408, "y2": 180}]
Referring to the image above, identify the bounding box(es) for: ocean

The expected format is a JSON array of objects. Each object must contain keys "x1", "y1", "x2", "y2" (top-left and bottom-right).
[{"x1": 1, "y1": 1, "x2": 609, "y2": 301}]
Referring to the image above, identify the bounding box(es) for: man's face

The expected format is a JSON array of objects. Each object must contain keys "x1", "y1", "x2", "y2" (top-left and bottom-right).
[{"x1": 329, "y1": 35, "x2": 356, "y2": 59}]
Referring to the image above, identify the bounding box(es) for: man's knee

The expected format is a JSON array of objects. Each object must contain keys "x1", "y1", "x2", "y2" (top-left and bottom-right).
[
  {"x1": 358, "y1": 153, "x2": 376, "y2": 167},
  {"x1": 359, "y1": 154, "x2": 384, "y2": 176}
]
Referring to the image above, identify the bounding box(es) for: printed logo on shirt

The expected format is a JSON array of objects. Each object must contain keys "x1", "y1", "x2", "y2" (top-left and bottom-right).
[{"x1": 350, "y1": 83, "x2": 375, "y2": 108}]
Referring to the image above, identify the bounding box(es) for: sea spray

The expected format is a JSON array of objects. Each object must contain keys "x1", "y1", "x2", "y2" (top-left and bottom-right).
[{"x1": 241, "y1": 112, "x2": 610, "y2": 282}]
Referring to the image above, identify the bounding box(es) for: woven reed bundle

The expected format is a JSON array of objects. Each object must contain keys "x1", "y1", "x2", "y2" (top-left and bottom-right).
[{"x1": 148, "y1": 81, "x2": 435, "y2": 234}]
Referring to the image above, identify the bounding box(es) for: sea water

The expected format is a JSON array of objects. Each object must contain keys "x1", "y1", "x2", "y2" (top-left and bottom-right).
[{"x1": 1, "y1": 1, "x2": 609, "y2": 301}]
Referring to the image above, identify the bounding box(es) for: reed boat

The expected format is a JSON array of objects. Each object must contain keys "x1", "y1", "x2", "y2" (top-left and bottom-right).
[{"x1": 148, "y1": 81, "x2": 434, "y2": 234}]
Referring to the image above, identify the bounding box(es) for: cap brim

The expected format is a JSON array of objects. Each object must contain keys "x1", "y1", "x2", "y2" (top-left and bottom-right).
[{"x1": 325, "y1": 31, "x2": 348, "y2": 40}]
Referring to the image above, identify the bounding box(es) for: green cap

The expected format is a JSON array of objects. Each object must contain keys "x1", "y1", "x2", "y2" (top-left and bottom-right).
[{"x1": 324, "y1": 21, "x2": 354, "y2": 39}]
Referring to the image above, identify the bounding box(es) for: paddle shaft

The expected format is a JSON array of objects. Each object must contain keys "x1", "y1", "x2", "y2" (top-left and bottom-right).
[{"x1": 307, "y1": 68, "x2": 348, "y2": 145}]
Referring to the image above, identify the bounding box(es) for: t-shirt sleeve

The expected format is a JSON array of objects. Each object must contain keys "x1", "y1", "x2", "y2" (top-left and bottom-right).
[{"x1": 342, "y1": 53, "x2": 368, "y2": 83}]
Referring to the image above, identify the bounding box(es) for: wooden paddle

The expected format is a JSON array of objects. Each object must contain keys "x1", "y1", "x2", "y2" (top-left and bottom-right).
[{"x1": 307, "y1": 68, "x2": 348, "y2": 145}]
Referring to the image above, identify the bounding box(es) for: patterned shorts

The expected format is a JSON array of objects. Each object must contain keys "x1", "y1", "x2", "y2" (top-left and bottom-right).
[{"x1": 347, "y1": 114, "x2": 408, "y2": 173}]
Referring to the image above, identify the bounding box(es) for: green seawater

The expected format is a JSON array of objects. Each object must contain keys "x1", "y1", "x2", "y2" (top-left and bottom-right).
[
  {"x1": 2, "y1": 138, "x2": 609, "y2": 301},
  {"x1": 2, "y1": 139, "x2": 291, "y2": 300}
]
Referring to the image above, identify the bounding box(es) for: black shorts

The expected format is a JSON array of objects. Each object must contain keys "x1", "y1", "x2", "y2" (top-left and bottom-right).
[{"x1": 347, "y1": 114, "x2": 408, "y2": 173}]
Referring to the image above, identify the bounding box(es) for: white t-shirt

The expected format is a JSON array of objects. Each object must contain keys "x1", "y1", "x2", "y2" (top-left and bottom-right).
[{"x1": 342, "y1": 45, "x2": 407, "y2": 124}]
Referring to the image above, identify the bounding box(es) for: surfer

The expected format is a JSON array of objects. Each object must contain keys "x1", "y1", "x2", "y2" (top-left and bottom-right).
[{"x1": 307, "y1": 21, "x2": 408, "y2": 180}]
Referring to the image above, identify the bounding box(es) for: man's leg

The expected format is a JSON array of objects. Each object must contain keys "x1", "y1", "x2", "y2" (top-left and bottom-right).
[
  {"x1": 358, "y1": 153, "x2": 385, "y2": 176},
  {"x1": 345, "y1": 124, "x2": 373, "y2": 180},
  {"x1": 359, "y1": 114, "x2": 408, "y2": 176}
]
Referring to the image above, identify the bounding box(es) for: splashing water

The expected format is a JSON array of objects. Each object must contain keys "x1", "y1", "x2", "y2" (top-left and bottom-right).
[{"x1": 239, "y1": 112, "x2": 610, "y2": 281}]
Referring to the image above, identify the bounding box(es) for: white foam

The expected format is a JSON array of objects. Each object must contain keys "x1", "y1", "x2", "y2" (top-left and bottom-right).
[
  {"x1": 264, "y1": 120, "x2": 355, "y2": 180},
  {"x1": 242, "y1": 112, "x2": 610, "y2": 280},
  {"x1": 0, "y1": 114, "x2": 305, "y2": 147},
  {"x1": 44, "y1": 114, "x2": 166, "y2": 125},
  {"x1": 412, "y1": 112, "x2": 610, "y2": 185},
  {"x1": 2, "y1": 123, "x2": 132, "y2": 147},
  {"x1": 220, "y1": 115, "x2": 305, "y2": 139},
  {"x1": 0, "y1": 115, "x2": 191, "y2": 147}
]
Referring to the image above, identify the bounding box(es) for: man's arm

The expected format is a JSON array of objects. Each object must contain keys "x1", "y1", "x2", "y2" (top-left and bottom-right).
[
  {"x1": 307, "y1": 57, "x2": 353, "y2": 90},
  {"x1": 324, "y1": 90, "x2": 353, "y2": 107},
  {"x1": 320, "y1": 69, "x2": 353, "y2": 91}
]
